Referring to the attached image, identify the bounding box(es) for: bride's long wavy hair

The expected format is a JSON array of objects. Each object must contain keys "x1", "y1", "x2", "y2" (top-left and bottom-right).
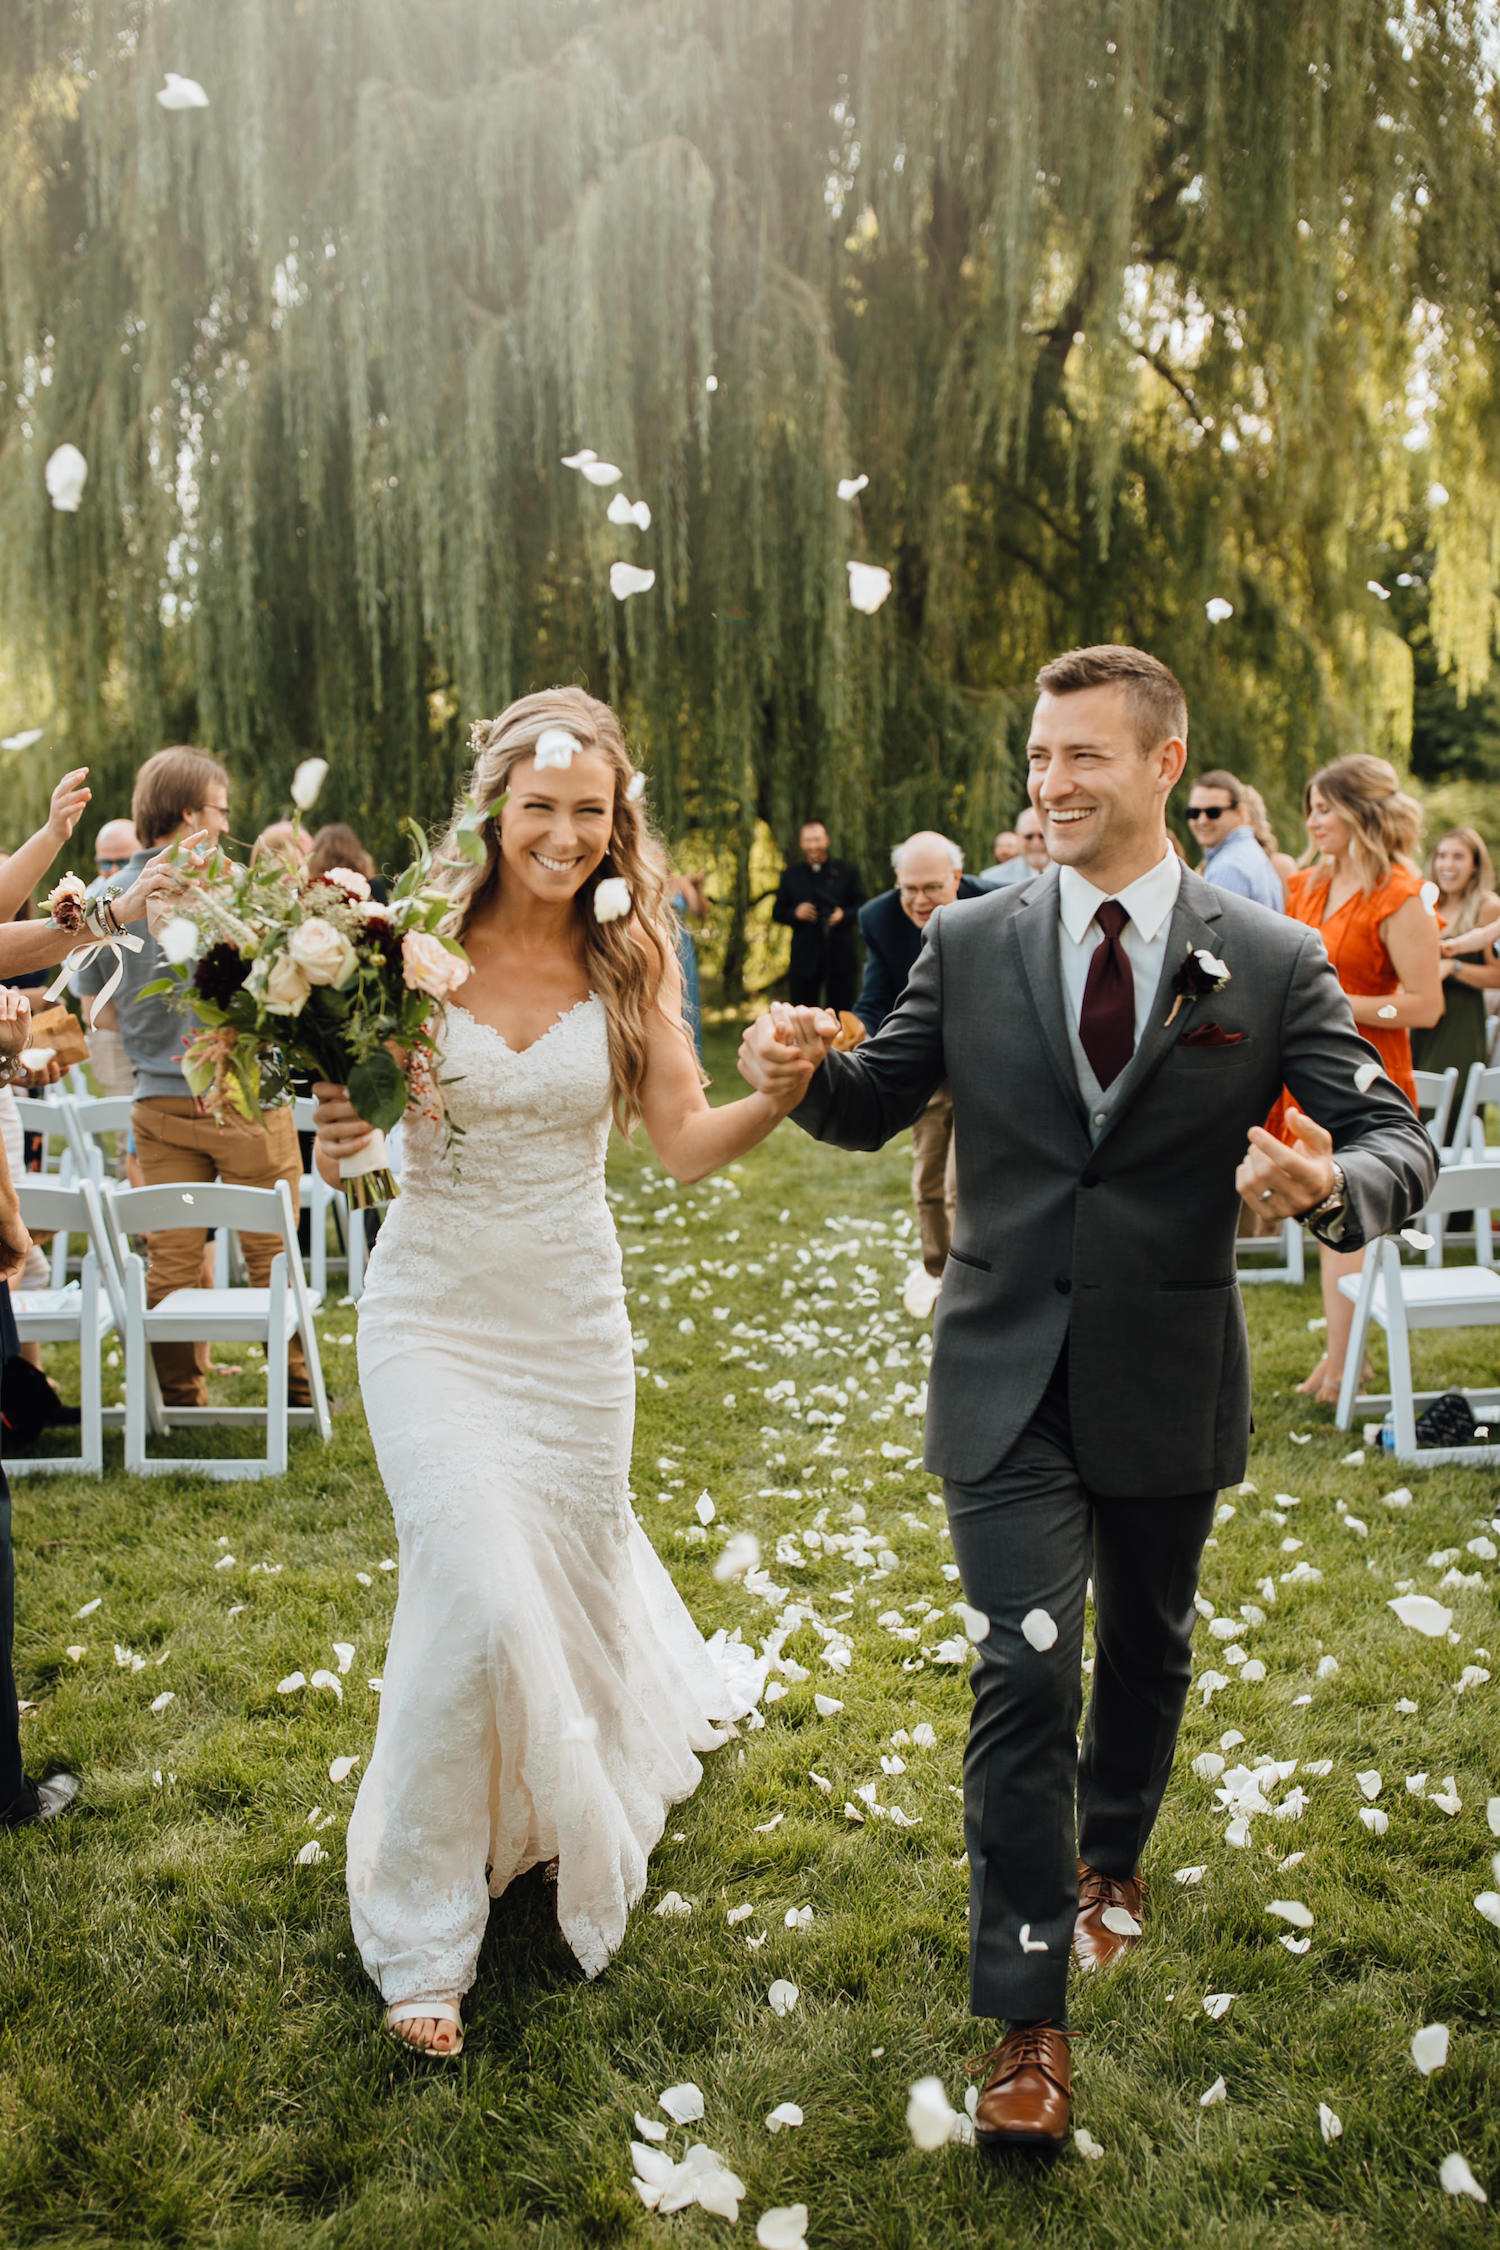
[{"x1": 428, "y1": 687, "x2": 680, "y2": 1133}]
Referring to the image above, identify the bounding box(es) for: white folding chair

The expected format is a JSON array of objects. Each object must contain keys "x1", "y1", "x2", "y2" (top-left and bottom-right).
[
  {"x1": 1425, "y1": 1061, "x2": 1497, "y2": 1267},
  {"x1": 102, "y1": 1179, "x2": 332, "y2": 1478},
  {"x1": 1413, "y1": 1067, "x2": 1460, "y2": 1157},
  {"x1": 1236, "y1": 1217, "x2": 1305, "y2": 1287},
  {"x1": 1334, "y1": 1158, "x2": 1500, "y2": 1464},
  {"x1": 293, "y1": 1094, "x2": 350, "y2": 1301},
  {"x1": 11, "y1": 1090, "x2": 81, "y2": 1285},
  {"x1": 6, "y1": 1177, "x2": 116, "y2": 1475}
]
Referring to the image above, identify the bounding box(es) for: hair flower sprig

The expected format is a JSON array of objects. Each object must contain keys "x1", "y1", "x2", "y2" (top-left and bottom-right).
[{"x1": 1166, "y1": 944, "x2": 1231, "y2": 1027}]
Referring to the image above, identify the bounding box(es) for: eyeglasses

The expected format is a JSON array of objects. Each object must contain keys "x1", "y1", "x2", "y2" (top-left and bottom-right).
[
  {"x1": 1186, "y1": 806, "x2": 1231, "y2": 824},
  {"x1": 97, "y1": 857, "x2": 130, "y2": 872},
  {"x1": 898, "y1": 882, "x2": 954, "y2": 903}
]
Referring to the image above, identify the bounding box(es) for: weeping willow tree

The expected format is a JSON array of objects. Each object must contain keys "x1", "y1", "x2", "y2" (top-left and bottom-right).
[{"x1": 3, "y1": 0, "x2": 1500, "y2": 983}]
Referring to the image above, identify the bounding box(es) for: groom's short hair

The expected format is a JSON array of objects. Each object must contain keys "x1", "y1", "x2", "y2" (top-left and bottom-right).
[{"x1": 1035, "y1": 645, "x2": 1188, "y2": 755}]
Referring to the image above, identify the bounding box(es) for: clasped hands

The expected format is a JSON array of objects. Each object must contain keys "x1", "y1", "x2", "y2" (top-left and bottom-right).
[{"x1": 738, "y1": 1003, "x2": 842, "y2": 1109}]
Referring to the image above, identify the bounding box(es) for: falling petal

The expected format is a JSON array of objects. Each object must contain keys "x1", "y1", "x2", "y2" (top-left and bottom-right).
[
  {"x1": 1421, "y1": 880, "x2": 1440, "y2": 914},
  {"x1": 1018, "y1": 1923, "x2": 1048, "y2": 1953},
  {"x1": 905, "y1": 2076, "x2": 957, "y2": 2150},
  {"x1": 1411, "y1": 2024, "x2": 1450, "y2": 2075},
  {"x1": 1267, "y1": 1900, "x2": 1314, "y2": 1929},
  {"x1": 45, "y1": 443, "x2": 88, "y2": 512},
  {"x1": 659, "y1": 2083, "x2": 705, "y2": 2125},
  {"x1": 1388, "y1": 1594, "x2": 1453, "y2": 1637},
  {"x1": 581, "y1": 460, "x2": 624, "y2": 486},
  {"x1": 1, "y1": 729, "x2": 44, "y2": 751},
  {"x1": 714, "y1": 1532, "x2": 761, "y2": 1584},
  {"x1": 1366, "y1": 579, "x2": 1391, "y2": 600},
  {"x1": 956, "y1": 1602, "x2": 989, "y2": 1643},
  {"x1": 837, "y1": 474, "x2": 869, "y2": 501},
  {"x1": 1205, "y1": 598, "x2": 1234, "y2": 623},
  {"x1": 532, "y1": 727, "x2": 580, "y2": 770},
  {"x1": 1439, "y1": 2153, "x2": 1487, "y2": 2203},
  {"x1": 158, "y1": 916, "x2": 199, "y2": 967},
  {"x1": 1319, "y1": 2103, "x2": 1343, "y2": 2142},
  {"x1": 561, "y1": 449, "x2": 598, "y2": 469},
  {"x1": 290, "y1": 758, "x2": 328, "y2": 812},
  {"x1": 606, "y1": 493, "x2": 652, "y2": 530},
  {"x1": 609, "y1": 561, "x2": 655, "y2": 599},
  {"x1": 156, "y1": 73, "x2": 210, "y2": 110},
  {"x1": 846, "y1": 561, "x2": 893, "y2": 614},
  {"x1": 767, "y1": 1979, "x2": 799, "y2": 2016},
  {"x1": 1021, "y1": 1607, "x2": 1058, "y2": 1652},
  {"x1": 328, "y1": 1755, "x2": 359, "y2": 1784},
  {"x1": 1354, "y1": 1062, "x2": 1382, "y2": 1093},
  {"x1": 625, "y1": 771, "x2": 647, "y2": 803},
  {"x1": 1200, "y1": 2075, "x2": 1228, "y2": 2106}
]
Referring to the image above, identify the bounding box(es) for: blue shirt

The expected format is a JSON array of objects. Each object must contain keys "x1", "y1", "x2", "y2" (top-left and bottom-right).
[
  {"x1": 976, "y1": 858, "x2": 1037, "y2": 890},
  {"x1": 1202, "y1": 824, "x2": 1283, "y2": 912}
]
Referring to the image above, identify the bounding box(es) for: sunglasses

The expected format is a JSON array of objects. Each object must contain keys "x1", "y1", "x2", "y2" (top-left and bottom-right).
[
  {"x1": 1186, "y1": 806, "x2": 1231, "y2": 824},
  {"x1": 97, "y1": 856, "x2": 131, "y2": 871}
]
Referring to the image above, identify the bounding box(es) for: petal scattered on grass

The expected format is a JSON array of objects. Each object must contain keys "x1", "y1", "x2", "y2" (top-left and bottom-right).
[
  {"x1": 765, "y1": 2102, "x2": 804, "y2": 2134},
  {"x1": 1411, "y1": 2023, "x2": 1450, "y2": 2075},
  {"x1": 1175, "y1": 1865, "x2": 1207, "y2": 1885},
  {"x1": 1319, "y1": 2103, "x2": 1343, "y2": 2143},
  {"x1": 1074, "y1": 2127, "x2": 1105, "y2": 2159},
  {"x1": 813, "y1": 1693, "x2": 843, "y2": 1717},
  {"x1": 277, "y1": 1672, "x2": 306, "y2": 1695},
  {"x1": 1203, "y1": 1993, "x2": 1235, "y2": 2021},
  {"x1": 755, "y1": 2204, "x2": 809, "y2": 2250},
  {"x1": 1440, "y1": 2153, "x2": 1487, "y2": 2203},
  {"x1": 655, "y1": 1891, "x2": 692, "y2": 1918},
  {"x1": 905, "y1": 2076, "x2": 957, "y2": 2150},
  {"x1": 1388, "y1": 1594, "x2": 1453, "y2": 1637},
  {"x1": 1101, "y1": 1904, "x2": 1142, "y2": 1937},
  {"x1": 328, "y1": 1755, "x2": 359, "y2": 1784},
  {"x1": 659, "y1": 2083, "x2": 705, "y2": 2125},
  {"x1": 767, "y1": 1979, "x2": 799, "y2": 2017},
  {"x1": 1268, "y1": 1900, "x2": 1314, "y2": 1929},
  {"x1": 1200, "y1": 2074, "x2": 1228, "y2": 2105},
  {"x1": 634, "y1": 2112, "x2": 668, "y2": 2143},
  {"x1": 149, "y1": 1691, "x2": 174, "y2": 1713},
  {"x1": 294, "y1": 1839, "x2": 325, "y2": 1866}
]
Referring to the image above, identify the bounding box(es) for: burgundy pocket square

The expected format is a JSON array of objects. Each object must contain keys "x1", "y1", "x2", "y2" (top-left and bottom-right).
[{"x1": 1179, "y1": 1021, "x2": 1246, "y2": 1048}]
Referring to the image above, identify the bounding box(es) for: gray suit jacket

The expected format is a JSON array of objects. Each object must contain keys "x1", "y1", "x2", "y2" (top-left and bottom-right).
[{"x1": 791, "y1": 864, "x2": 1437, "y2": 1497}]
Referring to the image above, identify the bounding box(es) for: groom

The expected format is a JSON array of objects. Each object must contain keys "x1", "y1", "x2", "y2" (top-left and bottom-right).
[{"x1": 740, "y1": 645, "x2": 1436, "y2": 2152}]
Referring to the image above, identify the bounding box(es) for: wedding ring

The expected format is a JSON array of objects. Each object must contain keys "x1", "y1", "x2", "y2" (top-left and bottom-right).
[{"x1": 1260, "y1": 1189, "x2": 1273, "y2": 1202}]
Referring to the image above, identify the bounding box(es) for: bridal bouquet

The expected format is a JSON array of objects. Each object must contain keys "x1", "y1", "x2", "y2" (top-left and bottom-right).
[{"x1": 146, "y1": 818, "x2": 479, "y2": 1208}]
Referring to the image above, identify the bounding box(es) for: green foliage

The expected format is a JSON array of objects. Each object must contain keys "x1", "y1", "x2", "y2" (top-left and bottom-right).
[{"x1": 4, "y1": 2, "x2": 1500, "y2": 901}]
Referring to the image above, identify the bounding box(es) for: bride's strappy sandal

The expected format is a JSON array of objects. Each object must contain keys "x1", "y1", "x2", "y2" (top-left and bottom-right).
[{"x1": 385, "y1": 1998, "x2": 464, "y2": 2058}]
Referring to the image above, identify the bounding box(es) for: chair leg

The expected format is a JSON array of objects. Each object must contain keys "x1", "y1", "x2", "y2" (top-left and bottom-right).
[
  {"x1": 124, "y1": 1259, "x2": 148, "y2": 1475},
  {"x1": 1384, "y1": 1244, "x2": 1420, "y2": 1461},
  {"x1": 1335, "y1": 1262, "x2": 1374, "y2": 1430},
  {"x1": 267, "y1": 1255, "x2": 289, "y2": 1478},
  {"x1": 347, "y1": 1200, "x2": 366, "y2": 1300},
  {"x1": 1284, "y1": 1219, "x2": 1304, "y2": 1286},
  {"x1": 80, "y1": 1258, "x2": 103, "y2": 1476}
]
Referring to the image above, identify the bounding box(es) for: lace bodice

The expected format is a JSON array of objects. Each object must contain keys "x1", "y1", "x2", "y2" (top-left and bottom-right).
[{"x1": 399, "y1": 996, "x2": 612, "y2": 1215}]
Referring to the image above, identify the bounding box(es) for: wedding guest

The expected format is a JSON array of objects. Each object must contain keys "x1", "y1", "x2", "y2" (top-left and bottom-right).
[
  {"x1": 93, "y1": 817, "x2": 139, "y2": 886},
  {"x1": 1240, "y1": 784, "x2": 1298, "y2": 895},
  {"x1": 772, "y1": 821, "x2": 864, "y2": 1009},
  {"x1": 1269, "y1": 754, "x2": 1442, "y2": 1403},
  {"x1": 856, "y1": 834, "x2": 982, "y2": 1300},
  {"x1": 83, "y1": 818, "x2": 144, "y2": 1101},
  {"x1": 307, "y1": 821, "x2": 387, "y2": 902},
  {"x1": 251, "y1": 819, "x2": 314, "y2": 871},
  {"x1": 741, "y1": 644, "x2": 1434, "y2": 2153},
  {"x1": 977, "y1": 804, "x2": 1048, "y2": 888},
  {"x1": 73, "y1": 749, "x2": 312, "y2": 1411},
  {"x1": 1187, "y1": 769, "x2": 1284, "y2": 909},
  {"x1": 1415, "y1": 828, "x2": 1500, "y2": 1076},
  {"x1": 992, "y1": 829, "x2": 1023, "y2": 867},
  {"x1": 0, "y1": 986, "x2": 79, "y2": 1831}
]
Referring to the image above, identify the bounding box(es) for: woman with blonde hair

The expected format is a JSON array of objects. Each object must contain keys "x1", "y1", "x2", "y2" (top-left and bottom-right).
[
  {"x1": 1239, "y1": 783, "x2": 1299, "y2": 895},
  {"x1": 1268, "y1": 753, "x2": 1443, "y2": 1402},
  {"x1": 1417, "y1": 828, "x2": 1500, "y2": 1072},
  {"x1": 312, "y1": 688, "x2": 817, "y2": 2057}
]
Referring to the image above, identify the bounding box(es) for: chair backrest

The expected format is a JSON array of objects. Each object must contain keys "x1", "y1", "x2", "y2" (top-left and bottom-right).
[
  {"x1": 10, "y1": 1092, "x2": 76, "y2": 1171},
  {"x1": 1421, "y1": 1156, "x2": 1500, "y2": 1219},
  {"x1": 106, "y1": 1181, "x2": 290, "y2": 1240},
  {"x1": 1413, "y1": 1066, "x2": 1460, "y2": 1150},
  {"x1": 292, "y1": 1095, "x2": 318, "y2": 1134},
  {"x1": 15, "y1": 1176, "x2": 91, "y2": 1236},
  {"x1": 65, "y1": 1094, "x2": 136, "y2": 1183},
  {"x1": 1448, "y1": 1061, "x2": 1500, "y2": 1160}
]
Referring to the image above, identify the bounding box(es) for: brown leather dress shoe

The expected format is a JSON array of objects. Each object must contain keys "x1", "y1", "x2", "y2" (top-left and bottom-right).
[
  {"x1": 972, "y1": 2023, "x2": 1072, "y2": 2152},
  {"x1": 1073, "y1": 1860, "x2": 1145, "y2": 1972}
]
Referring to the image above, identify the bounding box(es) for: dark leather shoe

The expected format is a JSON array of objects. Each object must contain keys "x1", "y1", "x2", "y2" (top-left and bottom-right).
[
  {"x1": 0, "y1": 1771, "x2": 80, "y2": 1831},
  {"x1": 972, "y1": 2023, "x2": 1071, "y2": 2151},
  {"x1": 1074, "y1": 1860, "x2": 1144, "y2": 1972}
]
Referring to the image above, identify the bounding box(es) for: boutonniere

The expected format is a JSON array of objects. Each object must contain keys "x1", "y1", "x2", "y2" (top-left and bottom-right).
[{"x1": 1165, "y1": 944, "x2": 1231, "y2": 1027}]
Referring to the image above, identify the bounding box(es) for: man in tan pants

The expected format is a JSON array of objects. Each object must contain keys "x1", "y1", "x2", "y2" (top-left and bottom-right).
[{"x1": 74, "y1": 746, "x2": 310, "y2": 1409}]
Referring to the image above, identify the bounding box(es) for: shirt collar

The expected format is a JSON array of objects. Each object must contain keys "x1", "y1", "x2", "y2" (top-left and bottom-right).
[{"x1": 1058, "y1": 848, "x2": 1182, "y2": 946}]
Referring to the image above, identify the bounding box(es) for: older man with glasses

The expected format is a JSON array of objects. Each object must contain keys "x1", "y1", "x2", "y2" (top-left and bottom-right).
[
  {"x1": 1186, "y1": 771, "x2": 1284, "y2": 911},
  {"x1": 855, "y1": 832, "x2": 983, "y2": 1314}
]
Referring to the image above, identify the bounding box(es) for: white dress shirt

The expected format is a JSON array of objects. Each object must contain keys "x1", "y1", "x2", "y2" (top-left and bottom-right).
[{"x1": 1057, "y1": 849, "x2": 1183, "y2": 1119}]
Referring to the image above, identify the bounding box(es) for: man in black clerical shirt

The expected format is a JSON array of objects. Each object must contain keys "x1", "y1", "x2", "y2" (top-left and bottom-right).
[{"x1": 772, "y1": 821, "x2": 865, "y2": 1010}]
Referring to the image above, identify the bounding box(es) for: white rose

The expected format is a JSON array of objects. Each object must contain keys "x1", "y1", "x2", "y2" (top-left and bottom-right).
[
  {"x1": 401, "y1": 930, "x2": 471, "y2": 1000},
  {"x1": 287, "y1": 916, "x2": 358, "y2": 988},
  {"x1": 263, "y1": 954, "x2": 311, "y2": 1016}
]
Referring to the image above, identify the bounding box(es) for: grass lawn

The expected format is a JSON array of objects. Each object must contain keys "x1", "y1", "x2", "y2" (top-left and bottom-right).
[{"x1": 2, "y1": 1018, "x2": 1498, "y2": 2249}]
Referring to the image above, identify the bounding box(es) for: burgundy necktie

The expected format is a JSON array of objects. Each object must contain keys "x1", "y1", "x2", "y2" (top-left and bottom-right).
[{"x1": 1079, "y1": 898, "x2": 1134, "y2": 1090}]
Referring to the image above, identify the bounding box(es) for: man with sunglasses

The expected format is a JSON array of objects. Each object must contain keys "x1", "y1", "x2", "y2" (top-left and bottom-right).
[
  {"x1": 855, "y1": 832, "x2": 983, "y2": 1310},
  {"x1": 1186, "y1": 772, "x2": 1283, "y2": 911}
]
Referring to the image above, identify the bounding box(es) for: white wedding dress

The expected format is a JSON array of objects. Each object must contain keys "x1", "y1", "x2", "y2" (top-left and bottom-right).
[{"x1": 348, "y1": 996, "x2": 752, "y2": 2005}]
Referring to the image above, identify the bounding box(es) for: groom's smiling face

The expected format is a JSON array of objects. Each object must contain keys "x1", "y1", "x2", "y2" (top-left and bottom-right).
[{"x1": 1026, "y1": 685, "x2": 1185, "y2": 892}]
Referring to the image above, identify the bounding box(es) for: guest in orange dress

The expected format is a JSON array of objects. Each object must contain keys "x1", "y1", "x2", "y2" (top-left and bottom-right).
[{"x1": 1268, "y1": 755, "x2": 1442, "y2": 1404}]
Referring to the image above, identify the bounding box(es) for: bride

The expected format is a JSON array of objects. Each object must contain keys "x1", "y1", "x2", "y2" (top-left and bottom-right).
[{"x1": 312, "y1": 688, "x2": 814, "y2": 2056}]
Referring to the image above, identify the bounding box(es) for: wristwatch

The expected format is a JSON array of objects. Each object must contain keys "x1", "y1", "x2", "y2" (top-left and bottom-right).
[{"x1": 1303, "y1": 1159, "x2": 1348, "y2": 1245}]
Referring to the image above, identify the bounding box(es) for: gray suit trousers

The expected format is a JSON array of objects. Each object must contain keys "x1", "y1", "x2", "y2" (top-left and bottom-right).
[{"x1": 944, "y1": 1352, "x2": 1214, "y2": 2022}]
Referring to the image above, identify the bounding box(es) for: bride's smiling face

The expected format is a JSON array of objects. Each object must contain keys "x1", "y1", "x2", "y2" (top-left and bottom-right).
[{"x1": 495, "y1": 749, "x2": 617, "y2": 903}]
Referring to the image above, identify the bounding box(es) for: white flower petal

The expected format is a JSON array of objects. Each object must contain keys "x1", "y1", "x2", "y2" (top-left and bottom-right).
[
  {"x1": 634, "y1": 2112, "x2": 668, "y2": 2143},
  {"x1": 625, "y1": 771, "x2": 646, "y2": 802},
  {"x1": 1205, "y1": 598, "x2": 1234, "y2": 623},
  {"x1": 158, "y1": 916, "x2": 199, "y2": 966},
  {"x1": 1411, "y1": 2023, "x2": 1450, "y2": 2075},
  {"x1": 581, "y1": 460, "x2": 624, "y2": 486},
  {"x1": 290, "y1": 757, "x2": 328, "y2": 812},
  {"x1": 45, "y1": 443, "x2": 89, "y2": 511},
  {"x1": 765, "y1": 2102, "x2": 804, "y2": 2133},
  {"x1": 328, "y1": 1755, "x2": 359, "y2": 1784},
  {"x1": 1101, "y1": 1904, "x2": 1142, "y2": 1937},
  {"x1": 609, "y1": 561, "x2": 655, "y2": 599},
  {"x1": 726, "y1": 1903, "x2": 754, "y2": 1925},
  {"x1": 156, "y1": 73, "x2": 210, "y2": 110},
  {"x1": 1267, "y1": 1899, "x2": 1314, "y2": 1929},
  {"x1": 1200, "y1": 2074, "x2": 1228, "y2": 2105},
  {"x1": 654, "y1": 1891, "x2": 692, "y2": 1918},
  {"x1": 149, "y1": 1691, "x2": 174, "y2": 1713},
  {"x1": 277, "y1": 1672, "x2": 306, "y2": 1695},
  {"x1": 756, "y1": 2204, "x2": 809, "y2": 2250},
  {"x1": 332, "y1": 1642, "x2": 355, "y2": 1675},
  {"x1": 1474, "y1": 1891, "x2": 1500, "y2": 1929},
  {"x1": 813, "y1": 1693, "x2": 843, "y2": 1716},
  {"x1": 1353, "y1": 1061, "x2": 1383, "y2": 1093},
  {"x1": 956, "y1": 1602, "x2": 989, "y2": 1643},
  {"x1": 1, "y1": 729, "x2": 45, "y2": 751},
  {"x1": 846, "y1": 561, "x2": 893, "y2": 613},
  {"x1": 1356, "y1": 1770, "x2": 1383, "y2": 1801},
  {"x1": 309, "y1": 1668, "x2": 343, "y2": 1701},
  {"x1": 1021, "y1": 1607, "x2": 1058, "y2": 1652},
  {"x1": 1074, "y1": 2126, "x2": 1106, "y2": 2160},
  {"x1": 1440, "y1": 2153, "x2": 1487, "y2": 2203},
  {"x1": 837, "y1": 474, "x2": 869, "y2": 501},
  {"x1": 1202, "y1": 1993, "x2": 1235, "y2": 2021},
  {"x1": 714, "y1": 1532, "x2": 761, "y2": 1584},
  {"x1": 905, "y1": 2076, "x2": 957, "y2": 2150},
  {"x1": 1319, "y1": 2102, "x2": 1343, "y2": 2142},
  {"x1": 1175, "y1": 1865, "x2": 1207, "y2": 1885},
  {"x1": 767, "y1": 1979, "x2": 799, "y2": 2016},
  {"x1": 1388, "y1": 1594, "x2": 1453, "y2": 1637},
  {"x1": 594, "y1": 876, "x2": 633, "y2": 923},
  {"x1": 1359, "y1": 1807, "x2": 1390, "y2": 1835},
  {"x1": 659, "y1": 2082, "x2": 705, "y2": 2124},
  {"x1": 294, "y1": 1838, "x2": 325, "y2": 1865},
  {"x1": 561, "y1": 449, "x2": 598, "y2": 469}
]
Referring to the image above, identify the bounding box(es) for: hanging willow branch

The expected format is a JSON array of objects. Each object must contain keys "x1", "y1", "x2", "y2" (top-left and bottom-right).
[{"x1": 1, "y1": 0, "x2": 1498, "y2": 893}]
